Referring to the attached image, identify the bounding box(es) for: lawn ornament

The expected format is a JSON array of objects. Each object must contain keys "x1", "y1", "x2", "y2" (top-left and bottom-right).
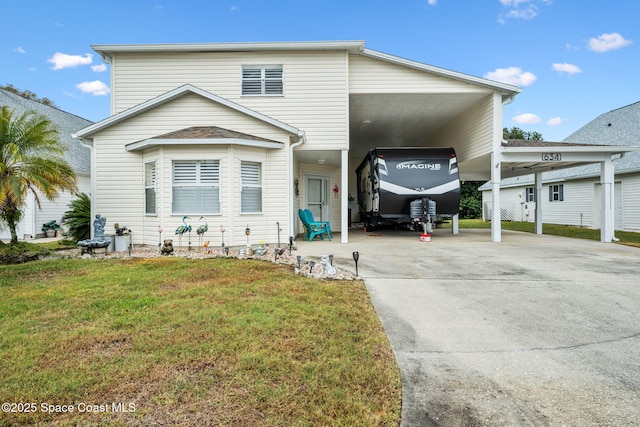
[
  {"x1": 175, "y1": 215, "x2": 191, "y2": 248},
  {"x1": 197, "y1": 216, "x2": 208, "y2": 246}
]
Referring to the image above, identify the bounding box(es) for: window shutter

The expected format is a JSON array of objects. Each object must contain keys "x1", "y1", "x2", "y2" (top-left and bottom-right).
[
  {"x1": 173, "y1": 160, "x2": 220, "y2": 214},
  {"x1": 559, "y1": 184, "x2": 564, "y2": 202},
  {"x1": 549, "y1": 186, "x2": 553, "y2": 202},
  {"x1": 173, "y1": 161, "x2": 196, "y2": 184},
  {"x1": 242, "y1": 65, "x2": 282, "y2": 95}
]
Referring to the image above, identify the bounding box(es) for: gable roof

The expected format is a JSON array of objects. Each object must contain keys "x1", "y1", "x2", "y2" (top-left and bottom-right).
[
  {"x1": 0, "y1": 88, "x2": 93, "y2": 175},
  {"x1": 73, "y1": 84, "x2": 303, "y2": 140}
]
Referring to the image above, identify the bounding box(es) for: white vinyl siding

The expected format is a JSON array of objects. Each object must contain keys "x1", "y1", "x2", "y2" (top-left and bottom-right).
[
  {"x1": 242, "y1": 65, "x2": 283, "y2": 96},
  {"x1": 145, "y1": 162, "x2": 156, "y2": 215},
  {"x1": 241, "y1": 161, "x2": 262, "y2": 213},
  {"x1": 110, "y1": 51, "x2": 349, "y2": 150},
  {"x1": 172, "y1": 160, "x2": 220, "y2": 214}
]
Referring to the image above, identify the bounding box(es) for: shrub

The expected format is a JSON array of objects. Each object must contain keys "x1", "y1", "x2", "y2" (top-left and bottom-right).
[{"x1": 62, "y1": 193, "x2": 91, "y2": 242}]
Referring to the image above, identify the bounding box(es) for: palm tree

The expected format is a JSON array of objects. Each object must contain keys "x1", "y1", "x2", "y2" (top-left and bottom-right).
[{"x1": 0, "y1": 106, "x2": 78, "y2": 244}]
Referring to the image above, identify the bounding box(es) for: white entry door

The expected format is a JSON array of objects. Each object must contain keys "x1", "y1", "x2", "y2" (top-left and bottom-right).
[{"x1": 306, "y1": 175, "x2": 330, "y2": 222}]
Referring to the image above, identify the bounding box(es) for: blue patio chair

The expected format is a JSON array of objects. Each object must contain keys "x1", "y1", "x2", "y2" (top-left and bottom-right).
[{"x1": 298, "y1": 209, "x2": 332, "y2": 241}]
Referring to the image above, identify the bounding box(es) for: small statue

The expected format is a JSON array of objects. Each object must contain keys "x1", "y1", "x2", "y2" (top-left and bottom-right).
[
  {"x1": 161, "y1": 239, "x2": 174, "y2": 255},
  {"x1": 94, "y1": 214, "x2": 107, "y2": 239}
]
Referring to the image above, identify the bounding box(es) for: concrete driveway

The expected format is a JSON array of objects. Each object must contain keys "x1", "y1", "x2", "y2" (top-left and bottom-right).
[{"x1": 297, "y1": 228, "x2": 640, "y2": 426}]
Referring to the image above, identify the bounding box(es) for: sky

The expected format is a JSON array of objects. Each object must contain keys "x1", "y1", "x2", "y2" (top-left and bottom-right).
[{"x1": 1, "y1": 0, "x2": 638, "y2": 142}]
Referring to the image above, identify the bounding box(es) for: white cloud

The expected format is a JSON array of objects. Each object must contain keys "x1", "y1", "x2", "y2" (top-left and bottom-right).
[
  {"x1": 230, "y1": 5, "x2": 238, "y2": 11},
  {"x1": 91, "y1": 64, "x2": 107, "y2": 72},
  {"x1": 552, "y1": 62, "x2": 582, "y2": 75},
  {"x1": 48, "y1": 52, "x2": 93, "y2": 70},
  {"x1": 513, "y1": 113, "x2": 541, "y2": 124},
  {"x1": 76, "y1": 80, "x2": 110, "y2": 96},
  {"x1": 484, "y1": 66, "x2": 537, "y2": 86},
  {"x1": 547, "y1": 117, "x2": 563, "y2": 126},
  {"x1": 498, "y1": 0, "x2": 552, "y2": 23},
  {"x1": 427, "y1": 0, "x2": 437, "y2": 5},
  {"x1": 13, "y1": 47, "x2": 26, "y2": 54},
  {"x1": 588, "y1": 32, "x2": 632, "y2": 53}
]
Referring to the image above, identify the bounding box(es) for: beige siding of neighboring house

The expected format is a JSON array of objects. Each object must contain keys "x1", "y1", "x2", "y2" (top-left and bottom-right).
[
  {"x1": 111, "y1": 51, "x2": 349, "y2": 151},
  {"x1": 92, "y1": 93, "x2": 293, "y2": 247},
  {"x1": 622, "y1": 174, "x2": 640, "y2": 232}
]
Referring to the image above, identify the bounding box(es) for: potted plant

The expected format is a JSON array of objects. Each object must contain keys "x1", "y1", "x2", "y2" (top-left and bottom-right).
[{"x1": 42, "y1": 220, "x2": 62, "y2": 238}]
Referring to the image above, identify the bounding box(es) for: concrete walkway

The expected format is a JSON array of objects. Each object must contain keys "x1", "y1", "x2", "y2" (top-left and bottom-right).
[{"x1": 297, "y1": 228, "x2": 640, "y2": 426}]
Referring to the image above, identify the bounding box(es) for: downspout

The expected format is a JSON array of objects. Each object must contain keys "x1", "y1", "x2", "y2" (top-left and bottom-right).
[{"x1": 289, "y1": 131, "x2": 306, "y2": 241}]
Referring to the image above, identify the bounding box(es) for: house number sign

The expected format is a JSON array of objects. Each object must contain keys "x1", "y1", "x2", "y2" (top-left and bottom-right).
[{"x1": 541, "y1": 153, "x2": 562, "y2": 161}]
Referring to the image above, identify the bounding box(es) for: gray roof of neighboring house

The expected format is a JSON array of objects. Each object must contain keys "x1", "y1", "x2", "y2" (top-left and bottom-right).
[
  {"x1": 0, "y1": 89, "x2": 93, "y2": 175},
  {"x1": 482, "y1": 101, "x2": 640, "y2": 190}
]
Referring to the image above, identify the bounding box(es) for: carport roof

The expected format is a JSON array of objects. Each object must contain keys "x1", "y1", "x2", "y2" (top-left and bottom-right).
[{"x1": 498, "y1": 139, "x2": 637, "y2": 179}]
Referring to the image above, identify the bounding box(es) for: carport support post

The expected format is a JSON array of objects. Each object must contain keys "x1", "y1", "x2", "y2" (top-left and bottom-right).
[
  {"x1": 535, "y1": 172, "x2": 543, "y2": 235},
  {"x1": 491, "y1": 151, "x2": 502, "y2": 242},
  {"x1": 600, "y1": 156, "x2": 614, "y2": 242},
  {"x1": 341, "y1": 149, "x2": 349, "y2": 243},
  {"x1": 452, "y1": 214, "x2": 459, "y2": 235}
]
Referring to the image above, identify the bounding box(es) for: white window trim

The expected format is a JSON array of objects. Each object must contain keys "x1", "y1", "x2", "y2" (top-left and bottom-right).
[
  {"x1": 241, "y1": 64, "x2": 284, "y2": 96},
  {"x1": 171, "y1": 160, "x2": 221, "y2": 215},
  {"x1": 144, "y1": 161, "x2": 157, "y2": 216},
  {"x1": 241, "y1": 161, "x2": 263, "y2": 214}
]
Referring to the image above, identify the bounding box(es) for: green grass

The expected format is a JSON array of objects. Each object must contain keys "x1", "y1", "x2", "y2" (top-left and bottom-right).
[
  {"x1": 448, "y1": 219, "x2": 640, "y2": 246},
  {"x1": 0, "y1": 258, "x2": 401, "y2": 426}
]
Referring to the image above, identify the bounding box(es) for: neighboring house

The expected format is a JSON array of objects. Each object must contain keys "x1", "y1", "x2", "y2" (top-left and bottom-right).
[
  {"x1": 481, "y1": 101, "x2": 640, "y2": 233},
  {"x1": 0, "y1": 89, "x2": 92, "y2": 241},
  {"x1": 74, "y1": 40, "x2": 530, "y2": 246}
]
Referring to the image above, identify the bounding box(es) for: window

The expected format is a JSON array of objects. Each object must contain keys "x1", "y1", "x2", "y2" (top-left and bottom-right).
[
  {"x1": 525, "y1": 187, "x2": 535, "y2": 202},
  {"x1": 172, "y1": 160, "x2": 220, "y2": 214},
  {"x1": 242, "y1": 65, "x2": 283, "y2": 95},
  {"x1": 549, "y1": 184, "x2": 564, "y2": 202},
  {"x1": 145, "y1": 162, "x2": 156, "y2": 215},
  {"x1": 241, "y1": 161, "x2": 262, "y2": 213}
]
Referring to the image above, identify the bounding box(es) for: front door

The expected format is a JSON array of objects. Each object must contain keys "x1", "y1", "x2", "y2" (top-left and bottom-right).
[{"x1": 306, "y1": 175, "x2": 330, "y2": 222}]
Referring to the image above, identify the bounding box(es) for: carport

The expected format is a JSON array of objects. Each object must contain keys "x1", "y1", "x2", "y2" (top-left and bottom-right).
[
  {"x1": 326, "y1": 46, "x2": 637, "y2": 244},
  {"x1": 493, "y1": 139, "x2": 637, "y2": 242}
]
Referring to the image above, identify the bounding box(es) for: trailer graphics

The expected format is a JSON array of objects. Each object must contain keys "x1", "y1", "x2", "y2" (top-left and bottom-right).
[{"x1": 356, "y1": 147, "x2": 460, "y2": 229}]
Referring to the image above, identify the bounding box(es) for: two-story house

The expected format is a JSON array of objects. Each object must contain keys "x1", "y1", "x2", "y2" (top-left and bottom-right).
[{"x1": 74, "y1": 40, "x2": 526, "y2": 247}]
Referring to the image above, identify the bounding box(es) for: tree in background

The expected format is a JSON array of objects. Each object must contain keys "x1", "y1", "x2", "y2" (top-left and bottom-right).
[
  {"x1": 503, "y1": 126, "x2": 543, "y2": 141},
  {"x1": 459, "y1": 181, "x2": 483, "y2": 219},
  {"x1": 0, "y1": 106, "x2": 77, "y2": 244},
  {"x1": 0, "y1": 84, "x2": 58, "y2": 108}
]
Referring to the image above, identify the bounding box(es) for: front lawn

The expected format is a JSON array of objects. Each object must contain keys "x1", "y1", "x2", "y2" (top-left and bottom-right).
[{"x1": 0, "y1": 257, "x2": 401, "y2": 426}]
